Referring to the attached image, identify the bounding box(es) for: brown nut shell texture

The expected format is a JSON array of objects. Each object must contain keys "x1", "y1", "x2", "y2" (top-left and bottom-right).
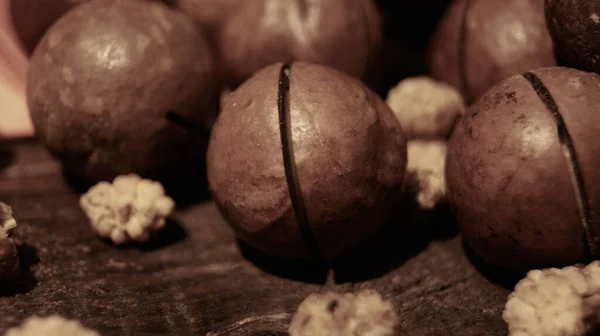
[
  {"x1": 207, "y1": 62, "x2": 407, "y2": 260},
  {"x1": 27, "y1": 0, "x2": 219, "y2": 185},
  {"x1": 446, "y1": 66, "x2": 600, "y2": 272},
  {"x1": 428, "y1": 0, "x2": 556, "y2": 104},
  {"x1": 545, "y1": 0, "x2": 600, "y2": 74},
  {"x1": 216, "y1": 0, "x2": 382, "y2": 88}
]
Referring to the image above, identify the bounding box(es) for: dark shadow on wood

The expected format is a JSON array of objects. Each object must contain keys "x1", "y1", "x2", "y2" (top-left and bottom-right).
[
  {"x1": 61, "y1": 168, "x2": 93, "y2": 194},
  {"x1": 237, "y1": 240, "x2": 329, "y2": 285},
  {"x1": 333, "y1": 178, "x2": 457, "y2": 283},
  {"x1": 0, "y1": 243, "x2": 40, "y2": 297},
  {"x1": 0, "y1": 143, "x2": 15, "y2": 172},
  {"x1": 101, "y1": 218, "x2": 188, "y2": 252},
  {"x1": 462, "y1": 241, "x2": 521, "y2": 290}
]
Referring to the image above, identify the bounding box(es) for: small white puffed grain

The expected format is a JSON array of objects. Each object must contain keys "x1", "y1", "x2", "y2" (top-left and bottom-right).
[
  {"x1": 406, "y1": 140, "x2": 447, "y2": 209},
  {"x1": 0, "y1": 202, "x2": 17, "y2": 239},
  {"x1": 503, "y1": 261, "x2": 600, "y2": 336},
  {"x1": 79, "y1": 174, "x2": 175, "y2": 245},
  {"x1": 386, "y1": 76, "x2": 465, "y2": 140},
  {"x1": 5, "y1": 315, "x2": 100, "y2": 336},
  {"x1": 289, "y1": 289, "x2": 398, "y2": 336}
]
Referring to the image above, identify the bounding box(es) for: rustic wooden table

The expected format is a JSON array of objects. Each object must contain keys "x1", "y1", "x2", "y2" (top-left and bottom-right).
[{"x1": 0, "y1": 139, "x2": 512, "y2": 335}]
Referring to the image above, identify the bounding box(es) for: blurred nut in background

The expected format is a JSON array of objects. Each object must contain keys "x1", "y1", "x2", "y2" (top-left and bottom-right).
[
  {"x1": 26, "y1": 0, "x2": 219, "y2": 189},
  {"x1": 215, "y1": 0, "x2": 382, "y2": 89},
  {"x1": 428, "y1": 0, "x2": 556, "y2": 104}
]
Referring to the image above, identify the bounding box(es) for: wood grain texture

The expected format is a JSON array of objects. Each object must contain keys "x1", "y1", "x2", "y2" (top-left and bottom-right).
[{"x1": 0, "y1": 140, "x2": 512, "y2": 335}]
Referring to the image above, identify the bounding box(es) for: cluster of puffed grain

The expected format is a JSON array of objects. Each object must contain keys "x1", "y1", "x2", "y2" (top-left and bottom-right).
[
  {"x1": 5, "y1": 315, "x2": 100, "y2": 336},
  {"x1": 0, "y1": 202, "x2": 20, "y2": 281},
  {"x1": 406, "y1": 140, "x2": 447, "y2": 209},
  {"x1": 386, "y1": 76, "x2": 464, "y2": 210},
  {"x1": 0, "y1": 202, "x2": 17, "y2": 239},
  {"x1": 80, "y1": 174, "x2": 175, "y2": 245},
  {"x1": 386, "y1": 76, "x2": 465, "y2": 141},
  {"x1": 503, "y1": 261, "x2": 600, "y2": 336},
  {"x1": 289, "y1": 289, "x2": 398, "y2": 336}
]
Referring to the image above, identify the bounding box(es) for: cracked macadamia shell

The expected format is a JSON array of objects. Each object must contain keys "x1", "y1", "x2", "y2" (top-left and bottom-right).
[
  {"x1": 545, "y1": 0, "x2": 600, "y2": 74},
  {"x1": 446, "y1": 67, "x2": 600, "y2": 272},
  {"x1": 207, "y1": 62, "x2": 407, "y2": 260},
  {"x1": 27, "y1": 0, "x2": 219, "y2": 186},
  {"x1": 428, "y1": 0, "x2": 556, "y2": 104},
  {"x1": 216, "y1": 0, "x2": 382, "y2": 88}
]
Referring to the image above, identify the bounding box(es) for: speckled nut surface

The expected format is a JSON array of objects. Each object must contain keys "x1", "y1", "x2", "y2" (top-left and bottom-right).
[
  {"x1": 216, "y1": 0, "x2": 382, "y2": 88},
  {"x1": 9, "y1": 0, "x2": 163, "y2": 55},
  {"x1": 446, "y1": 66, "x2": 600, "y2": 272},
  {"x1": 27, "y1": 0, "x2": 219, "y2": 186},
  {"x1": 545, "y1": 0, "x2": 600, "y2": 74},
  {"x1": 428, "y1": 0, "x2": 556, "y2": 104},
  {"x1": 385, "y1": 76, "x2": 465, "y2": 140},
  {"x1": 207, "y1": 62, "x2": 407, "y2": 260}
]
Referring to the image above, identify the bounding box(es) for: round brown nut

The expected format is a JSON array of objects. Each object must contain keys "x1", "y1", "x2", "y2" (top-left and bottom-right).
[
  {"x1": 428, "y1": 0, "x2": 556, "y2": 104},
  {"x1": 545, "y1": 0, "x2": 600, "y2": 74},
  {"x1": 27, "y1": 0, "x2": 219, "y2": 187},
  {"x1": 446, "y1": 66, "x2": 600, "y2": 272},
  {"x1": 215, "y1": 0, "x2": 382, "y2": 89},
  {"x1": 207, "y1": 62, "x2": 407, "y2": 260},
  {"x1": 10, "y1": 0, "x2": 165, "y2": 55}
]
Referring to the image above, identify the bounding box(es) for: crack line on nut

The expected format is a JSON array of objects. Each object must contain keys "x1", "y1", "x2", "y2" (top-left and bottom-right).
[
  {"x1": 277, "y1": 63, "x2": 327, "y2": 267},
  {"x1": 458, "y1": 0, "x2": 473, "y2": 103},
  {"x1": 522, "y1": 71, "x2": 597, "y2": 261}
]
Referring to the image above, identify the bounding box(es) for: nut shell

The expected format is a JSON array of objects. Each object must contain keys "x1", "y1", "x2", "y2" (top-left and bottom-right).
[
  {"x1": 216, "y1": 0, "x2": 382, "y2": 88},
  {"x1": 446, "y1": 67, "x2": 600, "y2": 272},
  {"x1": 545, "y1": 0, "x2": 600, "y2": 74},
  {"x1": 428, "y1": 0, "x2": 556, "y2": 104},
  {"x1": 27, "y1": 0, "x2": 219, "y2": 186},
  {"x1": 207, "y1": 62, "x2": 407, "y2": 260}
]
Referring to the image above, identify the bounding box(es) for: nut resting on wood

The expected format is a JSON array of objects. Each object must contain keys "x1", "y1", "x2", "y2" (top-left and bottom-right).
[
  {"x1": 5, "y1": 315, "x2": 100, "y2": 336},
  {"x1": 0, "y1": 202, "x2": 20, "y2": 281},
  {"x1": 385, "y1": 76, "x2": 465, "y2": 140},
  {"x1": 289, "y1": 289, "x2": 399, "y2": 336},
  {"x1": 503, "y1": 261, "x2": 600, "y2": 336},
  {"x1": 80, "y1": 174, "x2": 175, "y2": 245}
]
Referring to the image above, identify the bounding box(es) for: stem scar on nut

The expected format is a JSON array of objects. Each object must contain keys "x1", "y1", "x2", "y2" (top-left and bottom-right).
[{"x1": 522, "y1": 71, "x2": 597, "y2": 260}]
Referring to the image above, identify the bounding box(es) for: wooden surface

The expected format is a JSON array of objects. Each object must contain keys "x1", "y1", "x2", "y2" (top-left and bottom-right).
[{"x1": 0, "y1": 139, "x2": 513, "y2": 335}]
